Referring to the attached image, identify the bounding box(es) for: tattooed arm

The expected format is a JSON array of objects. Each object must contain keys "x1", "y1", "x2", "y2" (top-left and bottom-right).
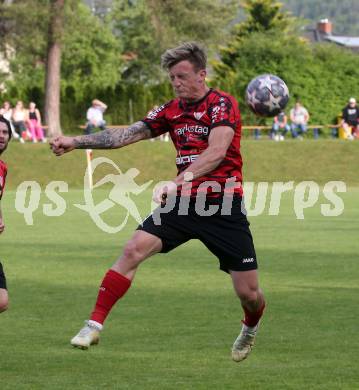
[{"x1": 50, "y1": 121, "x2": 152, "y2": 156}]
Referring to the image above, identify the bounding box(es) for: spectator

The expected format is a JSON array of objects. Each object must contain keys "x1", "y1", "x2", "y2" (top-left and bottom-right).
[
  {"x1": 26, "y1": 102, "x2": 46, "y2": 143},
  {"x1": 1, "y1": 101, "x2": 12, "y2": 123},
  {"x1": 12, "y1": 101, "x2": 27, "y2": 143},
  {"x1": 84, "y1": 99, "x2": 107, "y2": 135},
  {"x1": 271, "y1": 111, "x2": 290, "y2": 141},
  {"x1": 341, "y1": 97, "x2": 359, "y2": 140},
  {"x1": 290, "y1": 101, "x2": 310, "y2": 139},
  {"x1": 1, "y1": 101, "x2": 12, "y2": 120},
  {"x1": 1, "y1": 101, "x2": 19, "y2": 141}
]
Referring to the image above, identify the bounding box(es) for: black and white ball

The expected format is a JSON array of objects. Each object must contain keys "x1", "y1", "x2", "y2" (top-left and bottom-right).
[{"x1": 245, "y1": 74, "x2": 289, "y2": 117}]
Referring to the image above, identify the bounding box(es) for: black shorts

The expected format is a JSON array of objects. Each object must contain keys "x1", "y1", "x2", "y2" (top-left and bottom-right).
[
  {"x1": 0, "y1": 261, "x2": 7, "y2": 290},
  {"x1": 137, "y1": 196, "x2": 257, "y2": 273}
]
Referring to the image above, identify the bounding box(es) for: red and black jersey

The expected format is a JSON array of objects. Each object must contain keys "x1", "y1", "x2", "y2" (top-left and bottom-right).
[
  {"x1": 142, "y1": 88, "x2": 243, "y2": 198},
  {"x1": 0, "y1": 160, "x2": 7, "y2": 200}
]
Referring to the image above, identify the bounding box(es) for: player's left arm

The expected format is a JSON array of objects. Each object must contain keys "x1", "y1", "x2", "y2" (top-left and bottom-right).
[{"x1": 174, "y1": 125, "x2": 234, "y2": 185}]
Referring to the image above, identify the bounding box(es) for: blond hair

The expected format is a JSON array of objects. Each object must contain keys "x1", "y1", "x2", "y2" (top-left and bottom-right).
[{"x1": 161, "y1": 42, "x2": 207, "y2": 71}]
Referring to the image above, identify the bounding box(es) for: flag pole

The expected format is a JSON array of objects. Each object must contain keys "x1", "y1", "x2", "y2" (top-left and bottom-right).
[{"x1": 86, "y1": 149, "x2": 93, "y2": 190}]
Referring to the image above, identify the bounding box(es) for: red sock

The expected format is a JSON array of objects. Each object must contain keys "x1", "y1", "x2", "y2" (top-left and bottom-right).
[
  {"x1": 90, "y1": 269, "x2": 131, "y2": 325},
  {"x1": 242, "y1": 302, "x2": 266, "y2": 327}
]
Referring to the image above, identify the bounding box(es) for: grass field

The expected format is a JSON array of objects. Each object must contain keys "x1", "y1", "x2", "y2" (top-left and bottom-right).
[
  {"x1": 0, "y1": 183, "x2": 358, "y2": 389},
  {"x1": 1, "y1": 140, "x2": 358, "y2": 389},
  {"x1": 4, "y1": 139, "x2": 359, "y2": 189}
]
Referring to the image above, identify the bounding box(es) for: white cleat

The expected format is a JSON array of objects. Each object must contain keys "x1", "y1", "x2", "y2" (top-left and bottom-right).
[
  {"x1": 231, "y1": 323, "x2": 259, "y2": 362},
  {"x1": 70, "y1": 321, "x2": 101, "y2": 350}
]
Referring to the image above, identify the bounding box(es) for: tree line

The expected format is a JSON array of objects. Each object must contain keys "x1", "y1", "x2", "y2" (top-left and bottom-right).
[{"x1": 0, "y1": 0, "x2": 358, "y2": 134}]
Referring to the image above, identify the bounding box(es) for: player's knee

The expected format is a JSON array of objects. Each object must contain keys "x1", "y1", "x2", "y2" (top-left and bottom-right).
[
  {"x1": 0, "y1": 295, "x2": 9, "y2": 313},
  {"x1": 122, "y1": 239, "x2": 144, "y2": 264},
  {"x1": 236, "y1": 286, "x2": 259, "y2": 304}
]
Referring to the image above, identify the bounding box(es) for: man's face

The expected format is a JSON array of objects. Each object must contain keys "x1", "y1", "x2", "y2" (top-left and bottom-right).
[
  {"x1": 168, "y1": 60, "x2": 206, "y2": 100},
  {"x1": 0, "y1": 122, "x2": 10, "y2": 153}
]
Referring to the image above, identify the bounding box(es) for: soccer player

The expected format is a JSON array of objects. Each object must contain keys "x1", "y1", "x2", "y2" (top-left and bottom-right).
[
  {"x1": 50, "y1": 42, "x2": 266, "y2": 362},
  {"x1": 0, "y1": 115, "x2": 12, "y2": 313}
]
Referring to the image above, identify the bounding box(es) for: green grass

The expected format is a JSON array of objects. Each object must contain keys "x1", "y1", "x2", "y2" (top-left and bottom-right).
[
  {"x1": 0, "y1": 187, "x2": 358, "y2": 390},
  {"x1": 4, "y1": 139, "x2": 359, "y2": 189}
]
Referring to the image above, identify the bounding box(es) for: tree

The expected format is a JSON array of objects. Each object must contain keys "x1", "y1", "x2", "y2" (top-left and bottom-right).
[
  {"x1": 62, "y1": 2, "x2": 121, "y2": 98},
  {"x1": 214, "y1": 0, "x2": 295, "y2": 80},
  {"x1": 212, "y1": 0, "x2": 359, "y2": 126},
  {"x1": 0, "y1": 0, "x2": 48, "y2": 77},
  {"x1": 111, "y1": 0, "x2": 239, "y2": 83},
  {"x1": 44, "y1": 0, "x2": 64, "y2": 137},
  {"x1": 46, "y1": 0, "x2": 121, "y2": 136},
  {"x1": 239, "y1": 0, "x2": 293, "y2": 35},
  {"x1": 0, "y1": 0, "x2": 122, "y2": 131}
]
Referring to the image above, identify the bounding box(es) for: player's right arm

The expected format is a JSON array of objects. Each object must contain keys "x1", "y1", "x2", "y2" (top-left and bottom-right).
[{"x1": 50, "y1": 121, "x2": 151, "y2": 156}]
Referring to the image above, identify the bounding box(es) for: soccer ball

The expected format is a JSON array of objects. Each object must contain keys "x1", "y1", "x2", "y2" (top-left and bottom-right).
[{"x1": 245, "y1": 74, "x2": 289, "y2": 117}]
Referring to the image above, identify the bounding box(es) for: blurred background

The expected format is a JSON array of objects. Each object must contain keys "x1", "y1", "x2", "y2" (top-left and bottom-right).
[{"x1": 0, "y1": 0, "x2": 358, "y2": 135}]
